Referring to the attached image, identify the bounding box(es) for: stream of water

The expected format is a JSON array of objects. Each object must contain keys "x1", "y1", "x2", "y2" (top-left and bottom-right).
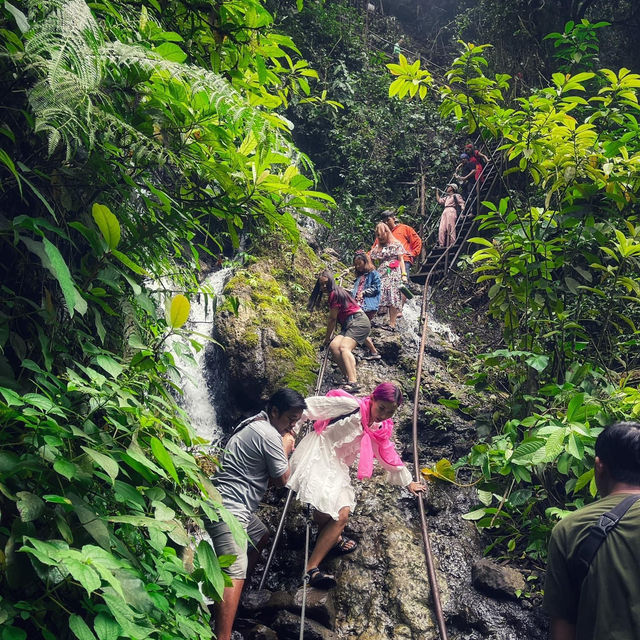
[
  {"x1": 401, "y1": 295, "x2": 460, "y2": 345},
  {"x1": 171, "y1": 268, "x2": 231, "y2": 444}
]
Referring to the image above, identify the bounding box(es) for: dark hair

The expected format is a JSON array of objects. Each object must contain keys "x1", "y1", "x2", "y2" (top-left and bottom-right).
[
  {"x1": 265, "y1": 388, "x2": 307, "y2": 416},
  {"x1": 380, "y1": 209, "x2": 395, "y2": 221},
  {"x1": 595, "y1": 421, "x2": 640, "y2": 486},
  {"x1": 307, "y1": 269, "x2": 357, "y2": 312},
  {"x1": 353, "y1": 251, "x2": 375, "y2": 273},
  {"x1": 372, "y1": 382, "x2": 403, "y2": 405}
]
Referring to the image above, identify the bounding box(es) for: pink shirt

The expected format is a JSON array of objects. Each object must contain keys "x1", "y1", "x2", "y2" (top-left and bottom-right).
[{"x1": 329, "y1": 291, "x2": 360, "y2": 326}]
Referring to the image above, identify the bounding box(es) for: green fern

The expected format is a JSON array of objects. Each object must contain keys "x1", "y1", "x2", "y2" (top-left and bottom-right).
[
  {"x1": 24, "y1": 0, "x2": 104, "y2": 157},
  {"x1": 20, "y1": 0, "x2": 296, "y2": 163}
]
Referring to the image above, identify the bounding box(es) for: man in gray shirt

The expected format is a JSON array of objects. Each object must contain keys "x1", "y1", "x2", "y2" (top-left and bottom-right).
[{"x1": 207, "y1": 388, "x2": 306, "y2": 640}]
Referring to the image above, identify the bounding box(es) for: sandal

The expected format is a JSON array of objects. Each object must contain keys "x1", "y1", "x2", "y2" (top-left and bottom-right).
[
  {"x1": 332, "y1": 535, "x2": 358, "y2": 555},
  {"x1": 341, "y1": 382, "x2": 361, "y2": 393},
  {"x1": 306, "y1": 567, "x2": 337, "y2": 590}
]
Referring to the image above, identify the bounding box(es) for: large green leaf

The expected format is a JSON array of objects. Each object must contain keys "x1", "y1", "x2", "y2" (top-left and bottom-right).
[
  {"x1": 112, "y1": 249, "x2": 148, "y2": 275},
  {"x1": 95, "y1": 355, "x2": 124, "y2": 379},
  {"x1": 69, "y1": 614, "x2": 98, "y2": 640},
  {"x1": 511, "y1": 437, "x2": 545, "y2": 462},
  {"x1": 544, "y1": 428, "x2": 566, "y2": 462},
  {"x1": 68, "y1": 493, "x2": 111, "y2": 549},
  {"x1": 4, "y1": 1, "x2": 29, "y2": 32},
  {"x1": 16, "y1": 491, "x2": 44, "y2": 522},
  {"x1": 66, "y1": 558, "x2": 101, "y2": 595},
  {"x1": 94, "y1": 614, "x2": 120, "y2": 640},
  {"x1": 150, "y1": 437, "x2": 179, "y2": 483},
  {"x1": 196, "y1": 539, "x2": 225, "y2": 599},
  {"x1": 42, "y1": 237, "x2": 78, "y2": 316},
  {"x1": 81, "y1": 446, "x2": 119, "y2": 482},
  {"x1": 92, "y1": 203, "x2": 121, "y2": 250}
]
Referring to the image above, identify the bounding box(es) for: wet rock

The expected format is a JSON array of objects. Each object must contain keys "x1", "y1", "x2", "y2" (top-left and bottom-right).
[
  {"x1": 370, "y1": 330, "x2": 403, "y2": 364},
  {"x1": 472, "y1": 559, "x2": 526, "y2": 601},
  {"x1": 247, "y1": 624, "x2": 278, "y2": 640},
  {"x1": 292, "y1": 588, "x2": 336, "y2": 628},
  {"x1": 392, "y1": 624, "x2": 412, "y2": 639},
  {"x1": 271, "y1": 610, "x2": 337, "y2": 640},
  {"x1": 424, "y1": 335, "x2": 450, "y2": 360},
  {"x1": 241, "y1": 589, "x2": 273, "y2": 612},
  {"x1": 241, "y1": 588, "x2": 336, "y2": 630}
]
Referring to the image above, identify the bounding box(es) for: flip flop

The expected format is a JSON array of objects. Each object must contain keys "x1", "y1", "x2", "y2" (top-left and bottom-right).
[
  {"x1": 306, "y1": 567, "x2": 337, "y2": 590},
  {"x1": 332, "y1": 535, "x2": 358, "y2": 555}
]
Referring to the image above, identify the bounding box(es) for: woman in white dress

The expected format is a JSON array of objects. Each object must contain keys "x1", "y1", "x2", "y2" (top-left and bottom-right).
[{"x1": 287, "y1": 382, "x2": 426, "y2": 588}]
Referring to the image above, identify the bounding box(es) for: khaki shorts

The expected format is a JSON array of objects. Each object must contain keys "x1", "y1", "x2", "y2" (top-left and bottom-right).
[
  {"x1": 341, "y1": 311, "x2": 371, "y2": 346},
  {"x1": 205, "y1": 514, "x2": 268, "y2": 579}
]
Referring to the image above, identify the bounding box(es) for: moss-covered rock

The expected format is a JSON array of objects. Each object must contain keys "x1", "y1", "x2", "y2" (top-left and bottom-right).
[{"x1": 214, "y1": 236, "x2": 335, "y2": 416}]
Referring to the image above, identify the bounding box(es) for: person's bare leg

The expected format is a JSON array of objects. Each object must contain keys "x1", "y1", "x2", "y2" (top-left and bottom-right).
[
  {"x1": 214, "y1": 579, "x2": 244, "y2": 640},
  {"x1": 389, "y1": 306, "x2": 399, "y2": 328},
  {"x1": 329, "y1": 336, "x2": 348, "y2": 380},
  {"x1": 364, "y1": 336, "x2": 378, "y2": 355},
  {"x1": 338, "y1": 337, "x2": 358, "y2": 382},
  {"x1": 306, "y1": 507, "x2": 350, "y2": 572},
  {"x1": 246, "y1": 531, "x2": 270, "y2": 578}
]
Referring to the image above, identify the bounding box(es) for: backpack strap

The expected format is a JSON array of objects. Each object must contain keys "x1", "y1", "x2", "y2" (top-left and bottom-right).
[
  {"x1": 569, "y1": 494, "x2": 640, "y2": 591},
  {"x1": 327, "y1": 407, "x2": 359, "y2": 426}
]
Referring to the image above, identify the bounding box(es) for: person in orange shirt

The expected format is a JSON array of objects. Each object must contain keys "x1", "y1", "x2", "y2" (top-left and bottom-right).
[{"x1": 371, "y1": 210, "x2": 423, "y2": 275}]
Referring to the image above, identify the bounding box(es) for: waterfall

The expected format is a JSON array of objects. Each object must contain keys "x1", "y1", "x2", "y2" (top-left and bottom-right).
[
  {"x1": 170, "y1": 268, "x2": 232, "y2": 445},
  {"x1": 401, "y1": 295, "x2": 460, "y2": 345},
  {"x1": 146, "y1": 268, "x2": 232, "y2": 445}
]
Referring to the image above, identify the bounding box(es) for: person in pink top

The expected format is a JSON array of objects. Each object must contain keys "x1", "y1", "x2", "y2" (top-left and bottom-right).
[
  {"x1": 287, "y1": 383, "x2": 426, "y2": 589},
  {"x1": 436, "y1": 183, "x2": 465, "y2": 248},
  {"x1": 308, "y1": 269, "x2": 371, "y2": 393}
]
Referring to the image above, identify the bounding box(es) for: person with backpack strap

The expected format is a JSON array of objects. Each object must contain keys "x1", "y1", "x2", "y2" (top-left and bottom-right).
[
  {"x1": 206, "y1": 388, "x2": 305, "y2": 640},
  {"x1": 543, "y1": 421, "x2": 640, "y2": 640},
  {"x1": 286, "y1": 383, "x2": 426, "y2": 589}
]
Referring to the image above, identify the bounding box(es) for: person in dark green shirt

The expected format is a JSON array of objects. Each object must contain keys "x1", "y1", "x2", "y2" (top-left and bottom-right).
[{"x1": 543, "y1": 421, "x2": 640, "y2": 640}]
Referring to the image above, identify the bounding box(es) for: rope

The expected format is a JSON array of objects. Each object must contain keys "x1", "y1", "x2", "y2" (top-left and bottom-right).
[{"x1": 299, "y1": 505, "x2": 312, "y2": 640}]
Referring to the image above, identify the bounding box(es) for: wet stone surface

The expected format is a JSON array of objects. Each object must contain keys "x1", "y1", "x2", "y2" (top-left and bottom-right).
[{"x1": 220, "y1": 293, "x2": 547, "y2": 639}]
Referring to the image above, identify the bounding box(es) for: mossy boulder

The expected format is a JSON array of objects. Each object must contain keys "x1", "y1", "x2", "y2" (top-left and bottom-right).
[{"x1": 214, "y1": 238, "x2": 332, "y2": 417}]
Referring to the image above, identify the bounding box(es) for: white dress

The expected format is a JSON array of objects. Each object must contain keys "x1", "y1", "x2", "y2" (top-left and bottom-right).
[{"x1": 287, "y1": 396, "x2": 413, "y2": 520}]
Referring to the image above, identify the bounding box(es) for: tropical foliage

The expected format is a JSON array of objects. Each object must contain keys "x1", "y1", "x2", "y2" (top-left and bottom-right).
[
  {"x1": 393, "y1": 23, "x2": 640, "y2": 559},
  {"x1": 268, "y1": 0, "x2": 457, "y2": 255},
  {"x1": 0, "y1": 0, "x2": 332, "y2": 636}
]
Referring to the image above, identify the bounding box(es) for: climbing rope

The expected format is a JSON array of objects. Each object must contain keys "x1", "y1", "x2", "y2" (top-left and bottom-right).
[
  {"x1": 411, "y1": 279, "x2": 449, "y2": 640},
  {"x1": 299, "y1": 505, "x2": 312, "y2": 640}
]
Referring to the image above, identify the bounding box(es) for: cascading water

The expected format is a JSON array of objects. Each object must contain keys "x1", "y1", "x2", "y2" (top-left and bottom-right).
[
  {"x1": 401, "y1": 294, "x2": 460, "y2": 345},
  {"x1": 168, "y1": 268, "x2": 232, "y2": 445}
]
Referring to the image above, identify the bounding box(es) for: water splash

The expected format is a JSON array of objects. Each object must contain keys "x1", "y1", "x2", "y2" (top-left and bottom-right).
[{"x1": 401, "y1": 295, "x2": 460, "y2": 345}]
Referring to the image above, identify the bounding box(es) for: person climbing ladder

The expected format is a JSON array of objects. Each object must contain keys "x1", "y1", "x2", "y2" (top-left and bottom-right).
[{"x1": 436, "y1": 183, "x2": 465, "y2": 248}]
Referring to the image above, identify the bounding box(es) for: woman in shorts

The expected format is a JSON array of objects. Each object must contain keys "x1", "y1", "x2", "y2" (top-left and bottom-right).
[{"x1": 308, "y1": 269, "x2": 371, "y2": 393}]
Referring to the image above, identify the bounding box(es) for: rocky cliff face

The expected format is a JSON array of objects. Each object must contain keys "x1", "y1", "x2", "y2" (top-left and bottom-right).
[{"x1": 212, "y1": 251, "x2": 547, "y2": 639}]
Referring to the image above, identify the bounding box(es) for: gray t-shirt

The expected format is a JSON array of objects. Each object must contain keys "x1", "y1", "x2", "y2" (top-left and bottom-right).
[{"x1": 214, "y1": 412, "x2": 289, "y2": 524}]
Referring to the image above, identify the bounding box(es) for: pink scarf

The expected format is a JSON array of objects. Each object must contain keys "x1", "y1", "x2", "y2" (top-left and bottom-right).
[{"x1": 313, "y1": 389, "x2": 404, "y2": 479}]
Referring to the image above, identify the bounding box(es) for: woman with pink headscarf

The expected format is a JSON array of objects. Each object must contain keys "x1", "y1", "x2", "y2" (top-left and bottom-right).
[{"x1": 286, "y1": 382, "x2": 425, "y2": 589}]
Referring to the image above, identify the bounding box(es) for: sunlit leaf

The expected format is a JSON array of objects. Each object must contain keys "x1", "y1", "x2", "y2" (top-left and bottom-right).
[
  {"x1": 166, "y1": 294, "x2": 190, "y2": 329},
  {"x1": 92, "y1": 203, "x2": 120, "y2": 250}
]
